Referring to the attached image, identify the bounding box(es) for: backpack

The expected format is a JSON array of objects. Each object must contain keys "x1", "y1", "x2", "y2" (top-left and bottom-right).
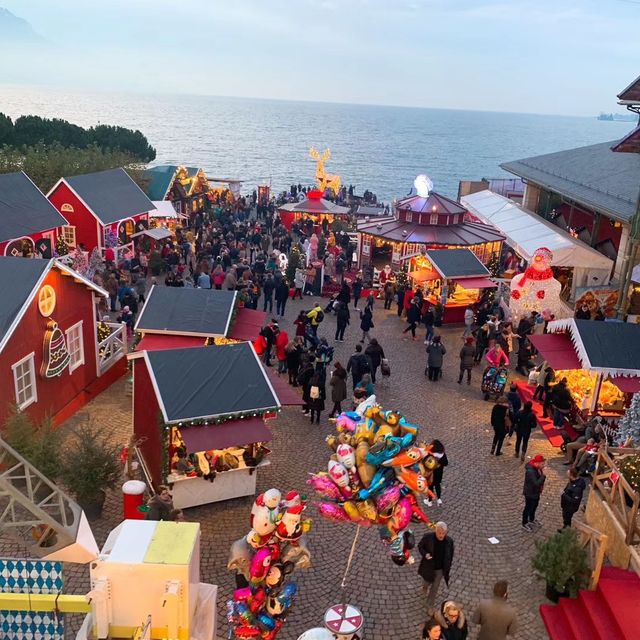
[
  {"x1": 316, "y1": 310, "x2": 324, "y2": 322},
  {"x1": 359, "y1": 355, "x2": 371, "y2": 374}
]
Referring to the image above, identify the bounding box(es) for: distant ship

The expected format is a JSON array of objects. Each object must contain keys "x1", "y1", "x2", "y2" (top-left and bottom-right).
[{"x1": 597, "y1": 112, "x2": 637, "y2": 122}]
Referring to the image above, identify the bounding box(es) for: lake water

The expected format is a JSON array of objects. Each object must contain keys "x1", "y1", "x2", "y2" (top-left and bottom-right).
[{"x1": 1, "y1": 85, "x2": 633, "y2": 201}]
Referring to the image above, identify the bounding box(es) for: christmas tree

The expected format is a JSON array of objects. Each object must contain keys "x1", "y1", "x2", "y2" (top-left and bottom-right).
[
  {"x1": 396, "y1": 265, "x2": 409, "y2": 289},
  {"x1": 85, "y1": 247, "x2": 103, "y2": 280},
  {"x1": 56, "y1": 235, "x2": 68, "y2": 257},
  {"x1": 286, "y1": 245, "x2": 303, "y2": 283},
  {"x1": 616, "y1": 392, "x2": 640, "y2": 447},
  {"x1": 487, "y1": 253, "x2": 501, "y2": 277},
  {"x1": 104, "y1": 227, "x2": 119, "y2": 248},
  {"x1": 71, "y1": 248, "x2": 89, "y2": 275}
]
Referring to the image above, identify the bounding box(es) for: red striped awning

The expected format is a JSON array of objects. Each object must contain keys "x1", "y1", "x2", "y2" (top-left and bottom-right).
[
  {"x1": 454, "y1": 276, "x2": 496, "y2": 289},
  {"x1": 528, "y1": 333, "x2": 582, "y2": 370},
  {"x1": 180, "y1": 418, "x2": 272, "y2": 451}
]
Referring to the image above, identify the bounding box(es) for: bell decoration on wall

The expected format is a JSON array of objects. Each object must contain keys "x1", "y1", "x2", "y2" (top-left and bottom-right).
[{"x1": 41, "y1": 319, "x2": 71, "y2": 378}]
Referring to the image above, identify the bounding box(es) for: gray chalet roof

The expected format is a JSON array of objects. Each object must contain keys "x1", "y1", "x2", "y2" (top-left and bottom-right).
[
  {"x1": 64, "y1": 168, "x2": 155, "y2": 225},
  {"x1": 0, "y1": 172, "x2": 68, "y2": 242},
  {"x1": 501, "y1": 141, "x2": 640, "y2": 223}
]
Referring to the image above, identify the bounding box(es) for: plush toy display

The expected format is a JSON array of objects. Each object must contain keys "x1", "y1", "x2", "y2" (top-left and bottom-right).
[{"x1": 309, "y1": 405, "x2": 437, "y2": 565}]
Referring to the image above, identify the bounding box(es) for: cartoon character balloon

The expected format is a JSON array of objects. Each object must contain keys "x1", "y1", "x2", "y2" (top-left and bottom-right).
[
  {"x1": 227, "y1": 489, "x2": 312, "y2": 639},
  {"x1": 312, "y1": 405, "x2": 438, "y2": 565}
]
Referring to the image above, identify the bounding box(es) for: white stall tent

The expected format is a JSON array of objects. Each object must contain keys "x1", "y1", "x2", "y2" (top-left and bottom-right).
[{"x1": 462, "y1": 190, "x2": 613, "y2": 293}]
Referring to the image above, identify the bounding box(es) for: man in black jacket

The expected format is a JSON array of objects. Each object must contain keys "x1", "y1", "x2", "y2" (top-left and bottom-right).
[
  {"x1": 522, "y1": 455, "x2": 546, "y2": 531},
  {"x1": 514, "y1": 401, "x2": 537, "y2": 461},
  {"x1": 418, "y1": 521, "x2": 454, "y2": 616},
  {"x1": 346, "y1": 344, "x2": 370, "y2": 391},
  {"x1": 560, "y1": 467, "x2": 587, "y2": 530}
]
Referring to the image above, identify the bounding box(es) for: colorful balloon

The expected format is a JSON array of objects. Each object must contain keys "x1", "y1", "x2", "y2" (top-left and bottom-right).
[
  {"x1": 306, "y1": 473, "x2": 343, "y2": 501},
  {"x1": 374, "y1": 483, "x2": 402, "y2": 515},
  {"x1": 315, "y1": 502, "x2": 351, "y2": 523},
  {"x1": 328, "y1": 460, "x2": 353, "y2": 498}
]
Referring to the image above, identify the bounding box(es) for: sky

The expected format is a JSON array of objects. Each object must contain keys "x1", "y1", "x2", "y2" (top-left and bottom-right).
[{"x1": 1, "y1": 0, "x2": 639, "y2": 116}]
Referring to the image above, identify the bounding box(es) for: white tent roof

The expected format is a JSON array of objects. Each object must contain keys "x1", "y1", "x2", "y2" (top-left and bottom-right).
[
  {"x1": 150, "y1": 200, "x2": 184, "y2": 219},
  {"x1": 461, "y1": 190, "x2": 613, "y2": 270},
  {"x1": 130, "y1": 227, "x2": 173, "y2": 240}
]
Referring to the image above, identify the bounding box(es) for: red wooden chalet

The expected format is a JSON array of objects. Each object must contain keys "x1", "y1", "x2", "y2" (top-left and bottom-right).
[
  {"x1": 0, "y1": 172, "x2": 68, "y2": 258},
  {"x1": 47, "y1": 168, "x2": 156, "y2": 261},
  {"x1": 0, "y1": 257, "x2": 128, "y2": 426}
]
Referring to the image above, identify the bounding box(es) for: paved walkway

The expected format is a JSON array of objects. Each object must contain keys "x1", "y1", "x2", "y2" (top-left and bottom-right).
[{"x1": 4, "y1": 296, "x2": 574, "y2": 639}]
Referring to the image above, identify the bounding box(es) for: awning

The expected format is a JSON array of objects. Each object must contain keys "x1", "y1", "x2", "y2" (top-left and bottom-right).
[
  {"x1": 611, "y1": 376, "x2": 640, "y2": 393},
  {"x1": 454, "y1": 276, "x2": 496, "y2": 289},
  {"x1": 461, "y1": 190, "x2": 613, "y2": 274},
  {"x1": 265, "y1": 367, "x2": 305, "y2": 406},
  {"x1": 138, "y1": 335, "x2": 205, "y2": 351},
  {"x1": 131, "y1": 227, "x2": 173, "y2": 240},
  {"x1": 150, "y1": 200, "x2": 186, "y2": 219},
  {"x1": 230, "y1": 307, "x2": 267, "y2": 341},
  {"x1": 180, "y1": 418, "x2": 272, "y2": 451},
  {"x1": 409, "y1": 269, "x2": 438, "y2": 282},
  {"x1": 528, "y1": 333, "x2": 582, "y2": 370}
]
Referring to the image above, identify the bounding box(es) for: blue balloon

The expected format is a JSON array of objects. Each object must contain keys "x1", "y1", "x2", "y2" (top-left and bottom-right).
[{"x1": 256, "y1": 612, "x2": 276, "y2": 631}]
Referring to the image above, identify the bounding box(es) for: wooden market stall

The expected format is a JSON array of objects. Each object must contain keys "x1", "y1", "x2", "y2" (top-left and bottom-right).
[
  {"x1": 278, "y1": 190, "x2": 350, "y2": 231},
  {"x1": 407, "y1": 248, "x2": 496, "y2": 323},
  {"x1": 131, "y1": 342, "x2": 282, "y2": 509},
  {"x1": 357, "y1": 190, "x2": 504, "y2": 270},
  {"x1": 529, "y1": 319, "x2": 640, "y2": 420}
]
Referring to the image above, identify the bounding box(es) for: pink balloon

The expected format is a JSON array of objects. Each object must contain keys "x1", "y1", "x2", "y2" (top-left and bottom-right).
[
  {"x1": 249, "y1": 547, "x2": 274, "y2": 583},
  {"x1": 307, "y1": 474, "x2": 343, "y2": 501},
  {"x1": 315, "y1": 502, "x2": 351, "y2": 523},
  {"x1": 374, "y1": 484, "x2": 401, "y2": 514}
]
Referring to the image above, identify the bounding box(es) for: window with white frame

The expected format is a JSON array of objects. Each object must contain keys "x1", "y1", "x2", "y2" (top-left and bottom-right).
[
  {"x1": 61, "y1": 226, "x2": 76, "y2": 248},
  {"x1": 430, "y1": 213, "x2": 438, "y2": 225},
  {"x1": 65, "y1": 321, "x2": 85, "y2": 372},
  {"x1": 12, "y1": 353, "x2": 37, "y2": 410},
  {"x1": 405, "y1": 211, "x2": 412, "y2": 223}
]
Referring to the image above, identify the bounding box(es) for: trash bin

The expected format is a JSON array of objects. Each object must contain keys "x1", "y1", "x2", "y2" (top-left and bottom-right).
[{"x1": 122, "y1": 480, "x2": 146, "y2": 520}]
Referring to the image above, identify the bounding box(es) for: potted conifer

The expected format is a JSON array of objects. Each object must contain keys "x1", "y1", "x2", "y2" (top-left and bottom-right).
[
  {"x1": 60, "y1": 424, "x2": 121, "y2": 518},
  {"x1": 532, "y1": 529, "x2": 590, "y2": 602}
]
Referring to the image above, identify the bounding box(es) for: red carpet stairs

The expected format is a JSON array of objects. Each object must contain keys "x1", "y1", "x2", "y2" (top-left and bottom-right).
[{"x1": 540, "y1": 566, "x2": 640, "y2": 639}]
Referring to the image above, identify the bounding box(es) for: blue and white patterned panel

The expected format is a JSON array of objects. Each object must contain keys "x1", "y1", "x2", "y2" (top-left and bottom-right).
[{"x1": 0, "y1": 559, "x2": 64, "y2": 640}]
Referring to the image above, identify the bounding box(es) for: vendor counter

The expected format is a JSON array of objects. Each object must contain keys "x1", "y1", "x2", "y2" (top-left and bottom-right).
[{"x1": 168, "y1": 460, "x2": 270, "y2": 509}]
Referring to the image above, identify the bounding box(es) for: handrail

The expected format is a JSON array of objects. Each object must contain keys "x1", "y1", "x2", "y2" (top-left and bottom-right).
[{"x1": 573, "y1": 520, "x2": 608, "y2": 589}]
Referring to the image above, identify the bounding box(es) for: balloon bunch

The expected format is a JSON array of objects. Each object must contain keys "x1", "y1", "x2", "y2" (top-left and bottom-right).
[
  {"x1": 227, "y1": 489, "x2": 312, "y2": 639},
  {"x1": 308, "y1": 404, "x2": 439, "y2": 565}
]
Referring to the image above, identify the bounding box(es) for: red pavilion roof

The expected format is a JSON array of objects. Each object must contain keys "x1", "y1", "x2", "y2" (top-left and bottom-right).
[
  {"x1": 395, "y1": 191, "x2": 467, "y2": 216},
  {"x1": 278, "y1": 197, "x2": 349, "y2": 216}
]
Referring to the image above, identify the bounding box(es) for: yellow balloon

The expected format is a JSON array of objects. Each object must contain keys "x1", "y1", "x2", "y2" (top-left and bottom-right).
[
  {"x1": 343, "y1": 501, "x2": 361, "y2": 522},
  {"x1": 357, "y1": 499, "x2": 378, "y2": 522}
]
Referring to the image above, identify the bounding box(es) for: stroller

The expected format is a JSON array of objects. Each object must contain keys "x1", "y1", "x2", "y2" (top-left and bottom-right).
[
  {"x1": 481, "y1": 366, "x2": 508, "y2": 401},
  {"x1": 324, "y1": 294, "x2": 338, "y2": 314}
]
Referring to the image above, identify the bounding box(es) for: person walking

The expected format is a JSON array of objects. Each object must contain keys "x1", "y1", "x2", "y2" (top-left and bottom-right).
[
  {"x1": 423, "y1": 306, "x2": 435, "y2": 343},
  {"x1": 298, "y1": 357, "x2": 315, "y2": 416},
  {"x1": 422, "y1": 619, "x2": 443, "y2": 640},
  {"x1": 514, "y1": 401, "x2": 536, "y2": 461},
  {"x1": 352, "y1": 275, "x2": 363, "y2": 310},
  {"x1": 308, "y1": 371, "x2": 325, "y2": 424},
  {"x1": 402, "y1": 298, "x2": 420, "y2": 340},
  {"x1": 560, "y1": 467, "x2": 587, "y2": 530},
  {"x1": 427, "y1": 439, "x2": 448, "y2": 507},
  {"x1": 418, "y1": 522, "x2": 454, "y2": 617},
  {"x1": 396, "y1": 284, "x2": 406, "y2": 317},
  {"x1": 346, "y1": 344, "x2": 371, "y2": 391},
  {"x1": 490, "y1": 396, "x2": 510, "y2": 456},
  {"x1": 522, "y1": 454, "x2": 546, "y2": 531},
  {"x1": 550, "y1": 377, "x2": 573, "y2": 430},
  {"x1": 434, "y1": 601, "x2": 468, "y2": 640},
  {"x1": 426, "y1": 336, "x2": 446, "y2": 381},
  {"x1": 306, "y1": 303, "x2": 324, "y2": 338},
  {"x1": 329, "y1": 362, "x2": 348, "y2": 417},
  {"x1": 275, "y1": 277, "x2": 289, "y2": 318},
  {"x1": 285, "y1": 337, "x2": 304, "y2": 386},
  {"x1": 474, "y1": 323, "x2": 490, "y2": 364},
  {"x1": 472, "y1": 581, "x2": 518, "y2": 640},
  {"x1": 458, "y1": 337, "x2": 475, "y2": 384},
  {"x1": 383, "y1": 279, "x2": 395, "y2": 310},
  {"x1": 334, "y1": 301, "x2": 350, "y2": 342},
  {"x1": 293, "y1": 267, "x2": 305, "y2": 300},
  {"x1": 275, "y1": 328, "x2": 289, "y2": 374},
  {"x1": 262, "y1": 273, "x2": 275, "y2": 313},
  {"x1": 463, "y1": 306, "x2": 474, "y2": 337},
  {"x1": 359, "y1": 306, "x2": 374, "y2": 343},
  {"x1": 364, "y1": 338, "x2": 385, "y2": 383}
]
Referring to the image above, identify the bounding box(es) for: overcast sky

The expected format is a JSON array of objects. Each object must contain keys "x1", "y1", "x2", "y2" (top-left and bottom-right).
[{"x1": 2, "y1": 0, "x2": 639, "y2": 116}]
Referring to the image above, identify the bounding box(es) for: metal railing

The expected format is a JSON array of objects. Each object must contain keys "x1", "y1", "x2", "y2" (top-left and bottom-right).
[{"x1": 97, "y1": 322, "x2": 127, "y2": 374}]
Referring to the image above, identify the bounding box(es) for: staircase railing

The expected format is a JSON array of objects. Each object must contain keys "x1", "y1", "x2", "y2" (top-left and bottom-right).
[
  {"x1": 573, "y1": 520, "x2": 608, "y2": 589},
  {"x1": 593, "y1": 448, "x2": 640, "y2": 545},
  {"x1": 97, "y1": 322, "x2": 127, "y2": 374}
]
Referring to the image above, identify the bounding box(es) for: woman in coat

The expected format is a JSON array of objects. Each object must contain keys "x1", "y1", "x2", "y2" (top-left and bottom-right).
[
  {"x1": 275, "y1": 329, "x2": 289, "y2": 374},
  {"x1": 298, "y1": 358, "x2": 315, "y2": 416},
  {"x1": 427, "y1": 439, "x2": 449, "y2": 507},
  {"x1": 359, "y1": 307, "x2": 374, "y2": 343},
  {"x1": 364, "y1": 338, "x2": 385, "y2": 383},
  {"x1": 490, "y1": 395, "x2": 510, "y2": 456},
  {"x1": 426, "y1": 336, "x2": 446, "y2": 381},
  {"x1": 402, "y1": 299, "x2": 421, "y2": 340},
  {"x1": 285, "y1": 338, "x2": 304, "y2": 386},
  {"x1": 329, "y1": 362, "x2": 348, "y2": 417},
  {"x1": 434, "y1": 601, "x2": 468, "y2": 640},
  {"x1": 308, "y1": 371, "x2": 325, "y2": 424}
]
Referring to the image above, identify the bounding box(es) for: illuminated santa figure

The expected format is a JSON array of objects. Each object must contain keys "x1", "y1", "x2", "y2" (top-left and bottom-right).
[{"x1": 509, "y1": 247, "x2": 567, "y2": 321}]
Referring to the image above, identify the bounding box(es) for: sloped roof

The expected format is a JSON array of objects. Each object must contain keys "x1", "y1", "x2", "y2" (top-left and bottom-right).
[
  {"x1": 611, "y1": 124, "x2": 640, "y2": 154},
  {"x1": 143, "y1": 165, "x2": 201, "y2": 201},
  {"x1": 396, "y1": 191, "x2": 467, "y2": 215},
  {"x1": 278, "y1": 197, "x2": 349, "y2": 215},
  {"x1": 0, "y1": 258, "x2": 108, "y2": 354},
  {"x1": 143, "y1": 343, "x2": 280, "y2": 423},
  {"x1": 63, "y1": 168, "x2": 155, "y2": 225},
  {"x1": 618, "y1": 75, "x2": 640, "y2": 103},
  {"x1": 501, "y1": 141, "x2": 640, "y2": 223},
  {"x1": 134, "y1": 286, "x2": 237, "y2": 337},
  {"x1": 0, "y1": 172, "x2": 68, "y2": 242},
  {"x1": 425, "y1": 248, "x2": 490, "y2": 278}
]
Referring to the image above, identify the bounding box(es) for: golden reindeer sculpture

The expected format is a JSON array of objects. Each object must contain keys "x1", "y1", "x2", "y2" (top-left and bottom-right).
[{"x1": 309, "y1": 147, "x2": 341, "y2": 195}]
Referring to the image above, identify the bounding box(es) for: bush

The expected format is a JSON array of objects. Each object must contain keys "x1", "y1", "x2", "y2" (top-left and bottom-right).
[{"x1": 532, "y1": 529, "x2": 590, "y2": 597}]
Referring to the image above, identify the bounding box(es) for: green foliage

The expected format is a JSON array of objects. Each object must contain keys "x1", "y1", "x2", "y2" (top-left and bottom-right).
[
  {"x1": 3, "y1": 407, "x2": 62, "y2": 481},
  {"x1": 616, "y1": 392, "x2": 640, "y2": 447},
  {"x1": 149, "y1": 250, "x2": 163, "y2": 276},
  {"x1": 286, "y1": 245, "x2": 303, "y2": 283},
  {"x1": 0, "y1": 112, "x2": 155, "y2": 161},
  {"x1": 532, "y1": 529, "x2": 590, "y2": 597},
  {"x1": 618, "y1": 454, "x2": 640, "y2": 492},
  {"x1": 0, "y1": 142, "x2": 147, "y2": 193},
  {"x1": 55, "y1": 234, "x2": 68, "y2": 256},
  {"x1": 59, "y1": 423, "x2": 121, "y2": 503}
]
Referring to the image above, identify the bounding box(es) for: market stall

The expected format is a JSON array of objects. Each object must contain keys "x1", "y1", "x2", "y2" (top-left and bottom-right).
[
  {"x1": 148, "y1": 199, "x2": 188, "y2": 232},
  {"x1": 132, "y1": 343, "x2": 282, "y2": 508},
  {"x1": 357, "y1": 181, "x2": 504, "y2": 270},
  {"x1": 529, "y1": 319, "x2": 640, "y2": 419},
  {"x1": 407, "y1": 248, "x2": 496, "y2": 323},
  {"x1": 278, "y1": 190, "x2": 350, "y2": 231}
]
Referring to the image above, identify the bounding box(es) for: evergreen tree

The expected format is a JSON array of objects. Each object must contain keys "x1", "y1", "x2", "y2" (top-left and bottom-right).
[
  {"x1": 86, "y1": 247, "x2": 103, "y2": 280},
  {"x1": 71, "y1": 247, "x2": 89, "y2": 274},
  {"x1": 286, "y1": 245, "x2": 303, "y2": 283},
  {"x1": 487, "y1": 253, "x2": 501, "y2": 277},
  {"x1": 616, "y1": 392, "x2": 640, "y2": 446},
  {"x1": 55, "y1": 234, "x2": 68, "y2": 256}
]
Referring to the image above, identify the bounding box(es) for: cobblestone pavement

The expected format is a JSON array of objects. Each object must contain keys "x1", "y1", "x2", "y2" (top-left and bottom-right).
[{"x1": 2, "y1": 295, "x2": 575, "y2": 639}]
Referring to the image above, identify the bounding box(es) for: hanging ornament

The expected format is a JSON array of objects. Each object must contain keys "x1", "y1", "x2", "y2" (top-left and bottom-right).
[{"x1": 41, "y1": 319, "x2": 71, "y2": 378}]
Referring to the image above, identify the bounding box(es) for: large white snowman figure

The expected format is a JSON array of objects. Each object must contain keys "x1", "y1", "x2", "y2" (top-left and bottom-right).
[{"x1": 509, "y1": 247, "x2": 567, "y2": 321}]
